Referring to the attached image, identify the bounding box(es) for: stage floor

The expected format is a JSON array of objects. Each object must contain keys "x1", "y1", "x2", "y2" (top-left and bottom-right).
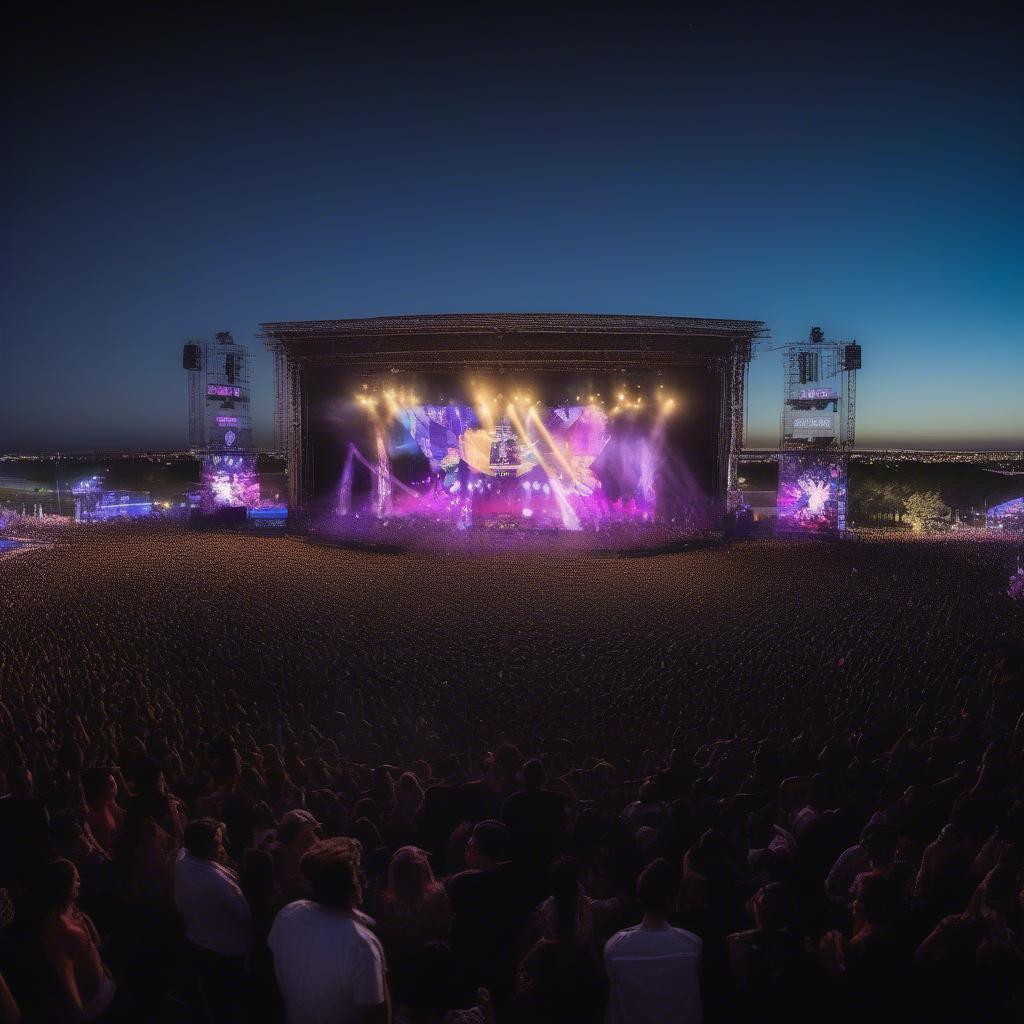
[{"x1": 304, "y1": 516, "x2": 724, "y2": 556}]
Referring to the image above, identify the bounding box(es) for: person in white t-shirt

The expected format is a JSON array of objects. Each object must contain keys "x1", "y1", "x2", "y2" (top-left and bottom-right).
[
  {"x1": 605, "y1": 858, "x2": 701, "y2": 1024},
  {"x1": 174, "y1": 817, "x2": 251, "y2": 1022},
  {"x1": 268, "y1": 838, "x2": 390, "y2": 1024}
]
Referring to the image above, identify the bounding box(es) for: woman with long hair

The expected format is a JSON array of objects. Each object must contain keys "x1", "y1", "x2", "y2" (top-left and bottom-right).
[
  {"x1": 369, "y1": 847, "x2": 453, "y2": 1005},
  {"x1": 516, "y1": 858, "x2": 606, "y2": 1023},
  {"x1": 38, "y1": 859, "x2": 118, "y2": 1022}
]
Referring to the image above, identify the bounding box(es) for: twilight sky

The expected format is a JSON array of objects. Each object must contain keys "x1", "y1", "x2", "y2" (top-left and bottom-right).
[{"x1": 2, "y1": 2, "x2": 1022, "y2": 451}]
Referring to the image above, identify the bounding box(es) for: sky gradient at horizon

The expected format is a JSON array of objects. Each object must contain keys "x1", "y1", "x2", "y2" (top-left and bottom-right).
[{"x1": 2, "y1": 3, "x2": 1021, "y2": 451}]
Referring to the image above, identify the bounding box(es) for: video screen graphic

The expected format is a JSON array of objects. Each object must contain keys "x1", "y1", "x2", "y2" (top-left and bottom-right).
[
  {"x1": 305, "y1": 365, "x2": 725, "y2": 537},
  {"x1": 201, "y1": 454, "x2": 260, "y2": 508},
  {"x1": 334, "y1": 392, "x2": 692, "y2": 532},
  {"x1": 783, "y1": 408, "x2": 838, "y2": 440},
  {"x1": 776, "y1": 453, "x2": 847, "y2": 536},
  {"x1": 71, "y1": 477, "x2": 153, "y2": 522}
]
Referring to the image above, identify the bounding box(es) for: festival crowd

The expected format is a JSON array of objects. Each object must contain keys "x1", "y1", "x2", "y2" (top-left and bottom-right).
[{"x1": 0, "y1": 528, "x2": 1023, "y2": 1023}]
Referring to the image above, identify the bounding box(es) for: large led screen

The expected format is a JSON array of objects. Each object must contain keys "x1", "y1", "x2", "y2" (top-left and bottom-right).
[
  {"x1": 370, "y1": 403, "x2": 655, "y2": 530},
  {"x1": 201, "y1": 454, "x2": 260, "y2": 508},
  {"x1": 776, "y1": 453, "x2": 847, "y2": 536},
  {"x1": 306, "y1": 370, "x2": 720, "y2": 533}
]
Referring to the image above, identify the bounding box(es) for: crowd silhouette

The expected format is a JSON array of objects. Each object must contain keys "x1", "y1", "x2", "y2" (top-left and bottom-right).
[{"x1": 0, "y1": 523, "x2": 1022, "y2": 1022}]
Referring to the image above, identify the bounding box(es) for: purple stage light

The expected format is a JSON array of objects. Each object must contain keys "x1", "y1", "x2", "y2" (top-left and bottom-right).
[{"x1": 341, "y1": 402, "x2": 668, "y2": 531}]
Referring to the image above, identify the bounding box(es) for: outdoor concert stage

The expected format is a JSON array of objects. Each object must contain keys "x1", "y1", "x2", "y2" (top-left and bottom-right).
[{"x1": 262, "y1": 314, "x2": 765, "y2": 546}]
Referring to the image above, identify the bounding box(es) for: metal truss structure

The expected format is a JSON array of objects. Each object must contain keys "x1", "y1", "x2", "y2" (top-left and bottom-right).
[
  {"x1": 183, "y1": 332, "x2": 254, "y2": 456},
  {"x1": 768, "y1": 328, "x2": 861, "y2": 452},
  {"x1": 265, "y1": 339, "x2": 304, "y2": 506},
  {"x1": 184, "y1": 339, "x2": 206, "y2": 448}
]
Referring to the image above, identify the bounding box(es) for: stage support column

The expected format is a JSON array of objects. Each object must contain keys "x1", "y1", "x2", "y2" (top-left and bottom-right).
[
  {"x1": 725, "y1": 339, "x2": 750, "y2": 512},
  {"x1": 285, "y1": 358, "x2": 305, "y2": 509}
]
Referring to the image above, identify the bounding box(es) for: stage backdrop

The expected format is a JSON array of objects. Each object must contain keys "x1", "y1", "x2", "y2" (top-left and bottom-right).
[{"x1": 305, "y1": 367, "x2": 721, "y2": 531}]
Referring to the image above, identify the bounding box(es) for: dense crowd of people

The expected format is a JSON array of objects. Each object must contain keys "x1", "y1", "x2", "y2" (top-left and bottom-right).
[{"x1": 0, "y1": 524, "x2": 1022, "y2": 1022}]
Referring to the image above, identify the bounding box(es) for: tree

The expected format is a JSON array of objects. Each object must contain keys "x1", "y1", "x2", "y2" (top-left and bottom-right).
[
  {"x1": 904, "y1": 490, "x2": 951, "y2": 532},
  {"x1": 849, "y1": 476, "x2": 915, "y2": 525}
]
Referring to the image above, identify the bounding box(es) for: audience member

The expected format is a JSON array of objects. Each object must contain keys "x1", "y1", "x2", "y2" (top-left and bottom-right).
[
  {"x1": 38, "y1": 860, "x2": 118, "y2": 1022},
  {"x1": 174, "y1": 817, "x2": 252, "y2": 1022},
  {"x1": 605, "y1": 858, "x2": 702, "y2": 1024},
  {"x1": 516, "y1": 857, "x2": 606, "y2": 1023},
  {"x1": 447, "y1": 822, "x2": 530, "y2": 1002},
  {"x1": 1, "y1": 526, "x2": 1022, "y2": 1022},
  {"x1": 268, "y1": 839, "x2": 388, "y2": 1024},
  {"x1": 369, "y1": 847, "x2": 452, "y2": 1002}
]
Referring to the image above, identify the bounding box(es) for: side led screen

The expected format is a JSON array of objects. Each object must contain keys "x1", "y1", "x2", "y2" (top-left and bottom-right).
[
  {"x1": 201, "y1": 454, "x2": 260, "y2": 508},
  {"x1": 777, "y1": 453, "x2": 847, "y2": 536}
]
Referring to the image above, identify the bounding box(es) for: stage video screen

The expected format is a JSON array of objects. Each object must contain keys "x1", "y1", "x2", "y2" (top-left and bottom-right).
[
  {"x1": 201, "y1": 454, "x2": 260, "y2": 508},
  {"x1": 307, "y1": 370, "x2": 721, "y2": 532},
  {"x1": 776, "y1": 453, "x2": 847, "y2": 536}
]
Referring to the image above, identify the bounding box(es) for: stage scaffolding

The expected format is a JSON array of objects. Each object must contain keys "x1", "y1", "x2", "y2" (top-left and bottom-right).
[
  {"x1": 763, "y1": 327, "x2": 863, "y2": 538},
  {"x1": 182, "y1": 332, "x2": 254, "y2": 454}
]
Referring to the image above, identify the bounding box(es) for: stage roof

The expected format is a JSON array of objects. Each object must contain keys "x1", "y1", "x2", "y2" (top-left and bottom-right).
[
  {"x1": 262, "y1": 312, "x2": 765, "y2": 341},
  {"x1": 260, "y1": 313, "x2": 767, "y2": 369}
]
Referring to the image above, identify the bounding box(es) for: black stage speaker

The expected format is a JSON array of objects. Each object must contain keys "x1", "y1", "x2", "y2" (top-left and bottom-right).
[
  {"x1": 798, "y1": 351, "x2": 820, "y2": 384},
  {"x1": 844, "y1": 343, "x2": 862, "y2": 370},
  {"x1": 182, "y1": 343, "x2": 202, "y2": 370}
]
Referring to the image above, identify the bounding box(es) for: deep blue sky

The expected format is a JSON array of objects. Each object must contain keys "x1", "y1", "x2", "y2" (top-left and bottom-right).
[{"x1": 3, "y1": 2, "x2": 1022, "y2": 451}]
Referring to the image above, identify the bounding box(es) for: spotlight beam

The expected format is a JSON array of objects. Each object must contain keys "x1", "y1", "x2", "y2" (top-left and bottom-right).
[
  {"x1": 506, "y1": 404, "x2": 580, "y2": 530},
  {"x1": 525, "y1": 406, "x2": 579, "y2": 486}
]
